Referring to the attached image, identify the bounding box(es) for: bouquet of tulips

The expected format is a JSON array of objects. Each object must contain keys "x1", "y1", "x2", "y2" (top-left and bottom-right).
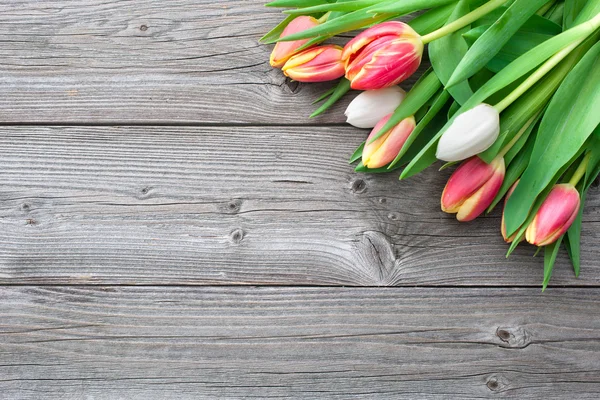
[{"x1": 261, "y1": 0, "x2": 600, "y2": 290}]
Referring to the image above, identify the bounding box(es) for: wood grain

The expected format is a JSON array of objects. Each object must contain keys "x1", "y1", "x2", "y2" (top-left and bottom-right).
[
  {"x1": 0, "y1": 0, "x2": 424, "y2": 124},
  {"x1": 1, "y1": 125, "x2": 598, "y2": 286},
  {"x1": 2, "y1": 286, "x2": 600, "y2": 399}
]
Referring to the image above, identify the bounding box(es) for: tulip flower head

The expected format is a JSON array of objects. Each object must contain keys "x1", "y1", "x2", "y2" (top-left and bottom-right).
[
  {"x1": 362, "y1": 113, "x2": 416, "y2": 169},
  {"x1": 282, "y1": 45, "x2": 345, "y2": 83},
  {"x1": 436, "y1": 104, "x2": 500, "y2": 162},
  {"x1": 525, "y1": 183, "x2": 580, "y2": 247},
  {"x1": 441, "y1": 156, "x2": 505, "y2": 222},
  {"x1": 270, "y1": 16, "x2": 320, "y2": 68},
  {"x1": 501, "y1": 181, "x2": 521, "y2": 243},
  {"x1": 345, "y1": 86, "x2": 406, "y2": 128},
  {"x1": 342, "y1": 21, "x2": 423, "y2": 90}
]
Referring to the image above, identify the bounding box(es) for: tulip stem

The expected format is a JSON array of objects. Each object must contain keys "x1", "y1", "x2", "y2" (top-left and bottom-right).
[
  {"x1": 493, "y1": 39, "x2": 582, "y2": 113},
  {"x1": 569, "y1": 152, "x2": 592, "y2": 187},
  {"x1": 497, "y1": 112, "x2": 540, "y2": 158},
  {"x1": 536, "y1": 0, "x2": 556, "y2": 16},
  {"x1": 420, "y1": 0, "x2": 508, "y2": 44}
]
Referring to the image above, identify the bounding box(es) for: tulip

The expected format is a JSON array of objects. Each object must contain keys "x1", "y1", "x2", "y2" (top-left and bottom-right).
[
  {"x1": 525, "y1": 183, "x2": 580, "y2": 247},
  {"x1": 441, "y1": 156, "x2": 505, "y2": 222},
  {"x1": 501, "y1": 181, "x2": 520, "y2": 243},
  {"x1": 436, "y1": 104, "x2": 500, "y2": 162},
  {"x1": 362, "y1": 113, "x2": 416, "y2": 169},
  {"x1": 344, "y1": 86, "x2": 406, "y2": 128},
  {"x1": 281, "y1": 45, "x2": 345, "y2": 83},
  {"x1": 270, "y1": 16, "x2": 320, "y2": 68},
  {"x1": 342, "y1": 21, "x2": 423, "y2": 90}
]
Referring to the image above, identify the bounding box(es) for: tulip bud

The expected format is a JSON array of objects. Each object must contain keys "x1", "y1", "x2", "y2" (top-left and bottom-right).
[
  {"x1": 525, "y1": 183, "x2": 580, "y2": 247},
  {"x1": 270, "y1": 16, "x2": 320, "y2": 68},
  {"x1": 501, "y1": 180, "x2": 521, "y2": 243},
  {"x1": 436, "y1": 104, "x2": 500, "y2": 162},
  {"x1": 441, "y1": 156, "x2": 505, "y2": 222},
  {"x1": 345, "y1": 86, "x2": 406, "y2": 128},
  {"x1": 342, "y1": 21, "x2": 423, "y2": 90},
  {"x1": 362, "y1": 113, "x2": 416, "y2": 169},
  {"x1": 282, "y1": 45, "x2": 345, "y2": 83}
]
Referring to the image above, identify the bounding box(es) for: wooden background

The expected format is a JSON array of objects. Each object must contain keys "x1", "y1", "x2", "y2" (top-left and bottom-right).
[{"x1": 1, "y1": 1, "x2": 599, "y2": 398}]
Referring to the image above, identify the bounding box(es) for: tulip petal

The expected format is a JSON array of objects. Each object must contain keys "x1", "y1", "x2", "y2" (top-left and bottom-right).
[
  {"x1": 525, "y1": 183, "x2": 581, "y2": 246},
  {"x1": 270, "y1": 16, "x2": 320, "y2": 68},
  {"x1": 436, "y1": 104, "x2": 500, "y2": 162},
  {"x1": 345, "y1": 86, "x2": 406, "y2": 128},
  {"x1": 441, "y1": 156, "x2": 497, "y2": 213},
  {"x1": 456, "y1": 158, "x2": 505, "y2": 222},
  {"x1": 282, "y1": 45, "x2": 345, "y2": 83},
  {"x1": 363, "y1": 114, "x2": 416, "y2": 169}
]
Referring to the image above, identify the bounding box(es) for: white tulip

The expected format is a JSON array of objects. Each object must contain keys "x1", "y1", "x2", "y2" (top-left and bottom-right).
[
  {"x1": 345, "y1": 86, "x2": 406, "y2": 128},
  {"x1": 436, "y1": 103, "x2": 500, "y2": 162}
]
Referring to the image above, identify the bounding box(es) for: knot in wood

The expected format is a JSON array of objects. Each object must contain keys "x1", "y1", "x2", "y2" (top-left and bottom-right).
[
  {"x1": 22, "y1": 203, "x2": 31, "y2": 211},
  {"x1": 224, "y1": 199, "x2": 242, "y2": 214},
  {"x1": 140, "y1": 24, "x2": 148, "y2": 31},
  {"x1": 351, "y1": 178, "x2": 367, "y2": 194},
  {"x1": 496, "y1": 326, "x2": 532, "y2": 348},
  {"x1": 486, "y1": 374, "x2": 508, "y2": 392},
  {"x1": 229, "y1": 228, "x2": 244, "y2": 245},
  {"x1": 284, "y1": 78, "x2": 301, "y2": 94}
]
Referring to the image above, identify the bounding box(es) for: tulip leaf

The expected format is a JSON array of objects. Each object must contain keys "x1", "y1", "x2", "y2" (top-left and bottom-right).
[
  {"x1": 365, "y1": 0, "x2": 458, "y2": 15},
  {"x1": 260, "y1": 15, "x2": 297, "y2": 43},
  {"x1": 349, "y1": 141, "x2": 365, "y2": 164},
  {"x1": 283, "y1": 0, "x2": 383, "y2": 16},
  {"x1": 447, "y1": 0, "x2": 550, "y2": 88},
  {"x1": 565, "y1": 189, "x2": 585, "y2": 278},
  {"x1": 266, "y1": 0, "x2": 337, "y2": 7},
  {"x1": 542, "y1": 236, "x2": 563, "y2": 291},
  {"x1": 369, "y1": 69, "x2": 442, "y2": 143},
  {"x1": 408, "y1": 2, "x2": 457, "y2": 35},
  {"x1": 503, "y1": 40, "x2": 600, "y2": 237},
  {"x1": 389, "y1": 89, "x2": 451, "y2": 169},
  {"x1": 473, "y1": 6, "x2": 562, "y2": 34},
  {"x1": 564, "y1": 0, "x2": 588, "y2": 29},
  {"x1": 310, "y1": 78, "x2": 351, "y2": 118},
  {"x1": 429, "y1": 0, "x2": 475, "y2": 105},
  {"x1": 312, "y1": 87, "x2": 337, "y2": 104},
  {"x1": 545, "y1": 2, "x2": 565, "y2": 25},
  {"x1": 487, "y1": 128, "x2": 537, "y2": 213}
]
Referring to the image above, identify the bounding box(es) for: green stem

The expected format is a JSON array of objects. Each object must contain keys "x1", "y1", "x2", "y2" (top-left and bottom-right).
[
  {"x1": 497, "y1": 112, "x2": 540, "y2": 158},
  {"x1": 569, "y1": 152, "x2": 592, "y2": 186},
  {"x1": 493, "y1": 39, "x2": 582, "y2": 113},
  {"x1": 317, "y1": 11, "x2": 331, "y2": 23},
  {"x1": 536, "y1": 0, "x2": 556, "y2": 16},
  {"x1": 420, "y1": 0, "x2": 508, "y2": 44}
]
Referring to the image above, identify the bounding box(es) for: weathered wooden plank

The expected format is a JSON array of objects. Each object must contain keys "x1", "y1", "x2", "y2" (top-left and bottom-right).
[
  {"x1": 0, "y1": 0, "x2": 423, "y2": 124},
  {"x1": 1, "y1": 286, "x2": 600, "y2": 399},
  {"x1": 1, "y1": 125, "x2": 598, "y2": 286}
]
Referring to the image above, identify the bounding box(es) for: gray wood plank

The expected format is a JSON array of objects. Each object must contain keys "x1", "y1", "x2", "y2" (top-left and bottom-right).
[
  {"x1": 1, "y1": 125, "x2": 598, "y2": 286},
  {"x1": 0, "y1": 0, "x2": 423, "y2": 124},
  {"x1": 2, "y1": 286, "x2": 600, "y2": 399}
]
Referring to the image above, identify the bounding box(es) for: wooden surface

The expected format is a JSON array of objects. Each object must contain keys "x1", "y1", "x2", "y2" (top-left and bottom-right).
[{"x1": 1, "y1": 1, "x2": 599, "y2": 398}]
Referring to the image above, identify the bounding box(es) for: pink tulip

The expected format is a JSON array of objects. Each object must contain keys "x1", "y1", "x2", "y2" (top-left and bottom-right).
[
  {"x1": 341, "y1": 21, "x2": 423, "y2": 90},
  {"x1": 525, "y1": 183, "x2": 580, "y2": 246},
  {"x1": 441, "y1": 156, "x2": 505, "y2": 222},
  {"x1": 501, "y1": 181, "x2": 520, "y2": 243},
  {"x1": 282, "y1": 45, "x2": 345, "y2": 83},
  {"x1": 270, "y1": 16, "x2": 320, "y2": 68},
  {"x1": 362, "y1": 113, "x2": 416, "y2": 169}
]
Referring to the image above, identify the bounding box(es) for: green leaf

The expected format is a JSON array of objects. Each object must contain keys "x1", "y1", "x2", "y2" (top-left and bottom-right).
[
  {"x1": 283, "y1": 0, "x2": 383, "y2": 16},
  {"x1": 366, "y1": 0, "x2": 457, "y2": 15},
  {"x1": 429, "y1": 0, "x2": 475, "y2": 105},
  {"x1": 473, "y1": 6, "x2": 562, "y2": 34},
  {"x1": 566, "y1": 189, "x2": 585, "y2": 277},
  {"x1": 349, "y1": 141, "x2": 365, "y2": 164},
  {"x1": 504, "y1": 40, "x2": 600, "y2": 237},
  {"x1": 369, "y1": 70, "x2": 442, "y2": 143},
  {"x1": 266, "y1": 0, "x2": 336, "y2": 7},
  {"x1": 260, "y1": 15, "x2": 297, "y2": 43},
  {"x1": 310, "y1": 78, "x2": 351, "y2": 118},
  {"x1": 544, "y1": 1, "x2": 565, "y2": 25},
  {"x1": 487, "y1": 127, "x2": 537, "y2": 212},
  {"x1": 389, "y1": 89, "x2": 451, "y2": 168},
  {"x1": 447, "y1": 0, "x2": 549, "y2": 88},
  {"x1": 564, "y1": 0, "x2": 588, "y2": 29},
  {"x1": 542, "y1": 236, "x2": 563, "y2": 291},
  {"x1": 408, "y1": 2, "x2": 457, "y2": 35}
]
